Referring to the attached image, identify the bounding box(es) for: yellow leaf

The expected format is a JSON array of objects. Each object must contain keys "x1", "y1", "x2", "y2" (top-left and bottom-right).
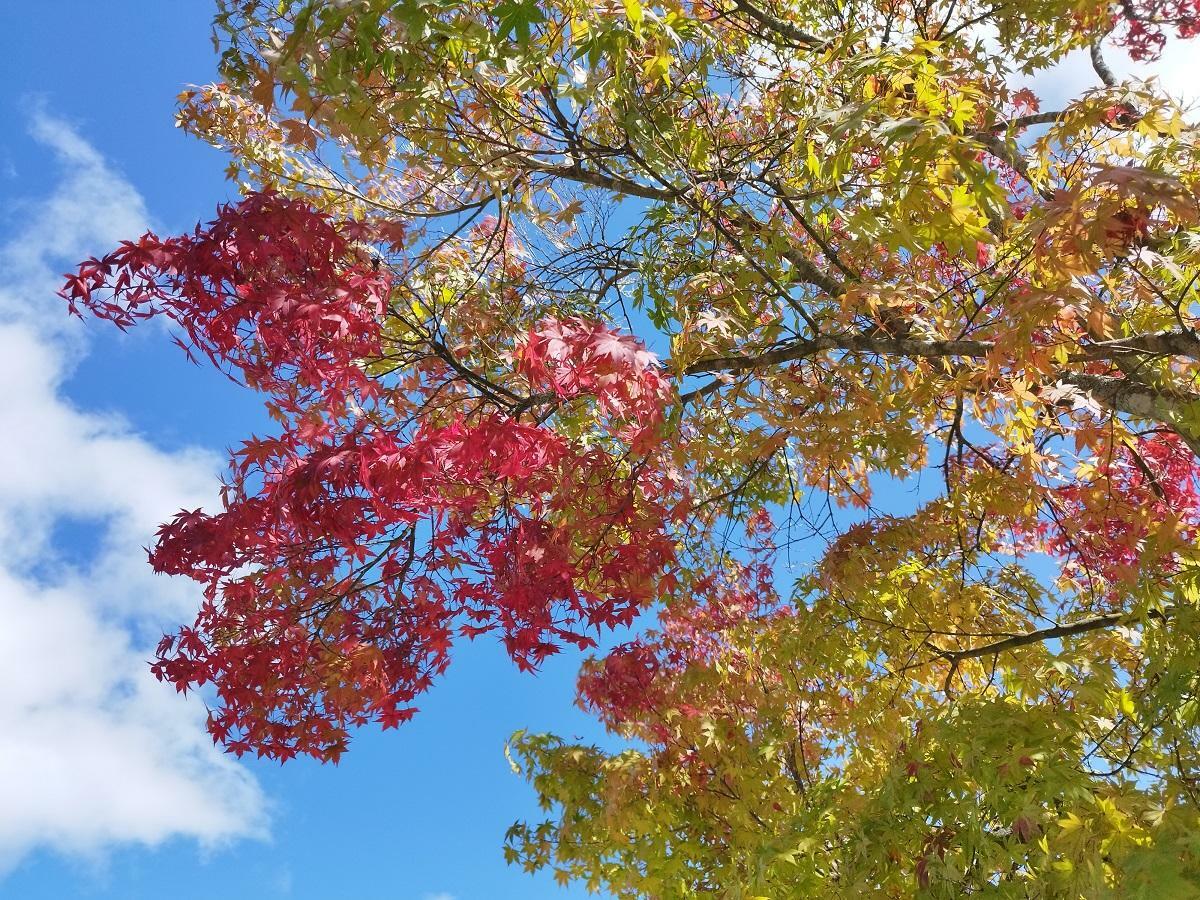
[{"x1": 623, "y1": 0, "x2": 644, "y2": 34}]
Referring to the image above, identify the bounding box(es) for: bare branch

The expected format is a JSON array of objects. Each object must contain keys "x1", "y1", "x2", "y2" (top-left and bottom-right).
[
  {"x1": 728, "y1": 0, "x2": 825, "y2": 49},
  {"x1": 940, "y1": 607, "x2": 1169, "y2": 663},
  {"x1": 1090, "y1": 41, "x2": 1119, "y2": 88}
]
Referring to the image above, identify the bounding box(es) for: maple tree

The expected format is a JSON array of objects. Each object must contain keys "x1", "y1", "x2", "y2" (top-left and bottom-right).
[{"x1": 63, "y1": 0, "x2": 1200, "y2": 894}]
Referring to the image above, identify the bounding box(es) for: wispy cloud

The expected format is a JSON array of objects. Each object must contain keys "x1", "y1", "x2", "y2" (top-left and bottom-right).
[{"x1": 0, "y1": 112, "x2": 265, "y2": 872}]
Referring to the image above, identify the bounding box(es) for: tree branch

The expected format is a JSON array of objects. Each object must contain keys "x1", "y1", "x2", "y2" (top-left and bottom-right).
[
  {"x1": 684, "y1": 329, "x2": 1200, "y2": 376},
  {"x1": 681, "y1": 332, "x2": 1200, "y2": 452},
  {"x1": 724, "y1": 209, "x2": 846, "y2": 297},
  {"x1": 1090, "y1": 41, "x2": 1119, "y2": 88},
  {"x1": 531, "y1": 163, "x2": 680, "y2": 202},
  {"x1": 940, "y1": 607, "x2": 1169, "y2": 663},
  {"x1": 1059, "y1": 372, "x2": 1200, "y2": 455},
  {"x1": 1090, "y1": 330, "x2": 1200, "y2": 358},
  {"x1": 684, "y1": 333, "x2": 993, "y2": 375},
  {"x1": 985, "y1": 111, "x2": 1065, "y2": 133},
  {"x1": 728, "y1": 0, "x2": 825, "y2": 49}
]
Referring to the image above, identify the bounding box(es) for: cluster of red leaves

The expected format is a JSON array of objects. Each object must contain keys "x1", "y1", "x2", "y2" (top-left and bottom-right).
[
  {"x1": 579, "y1": 513, "x2": 782, "y2": 729},
  {"x1": 519, "y1": 316, "x2": 672, "y2": 445},
  {"x1": 1046, "y1": 432, "x2": 1200, "y2": 587},
  {"x1": 150, "y1": 412, "x2": 679, "y2": 761},
  {"x1": 1111, "y1": 0, "x2": 1200, "y2": 59},
  {"x1": 61, "y1": 191, "x2": 389, "y2": 415},
  {"x1": 62, "y1": 193, "x2": 683, "y2": 762}
]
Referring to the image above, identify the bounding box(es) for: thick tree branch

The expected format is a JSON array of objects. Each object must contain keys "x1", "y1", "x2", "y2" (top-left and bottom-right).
[
  {"x1": 944, "y1": 612, "x2": 1124, "y2": 661},
  {"x1": 1090, "y1": 329, "x2": 1200, "y2": 358},
  {"x1": 940, "y1": 607, "x2": 1169, "y2": 663},
  {"x1": 531, "y1": 163, "x2": 680, "y2": 202},
  {"x1": 682, "y1": 332, "x2": 1200, "y2": 452},
  {"x1": 684, "y1": 329, "x2": 1200, "y2": 376},
  {"x1": 728, "y1": 0, "x2": 825, "y2": 49},
  {"x1": 1059, "y1": 372, "x2": 1200, "y2": 455},
  {"x1": 985, "y1": 111, "x2": 1065, "y2": 133},
  {"x1": 724, "y1": 209, "x2": 847, "y2": 297},
  {"x1": 684, "y1": 333, "x2": 993, "y2": 374},
  {"x1": 1090, "y1": 41, "x2": 1119, "y2": 88}
]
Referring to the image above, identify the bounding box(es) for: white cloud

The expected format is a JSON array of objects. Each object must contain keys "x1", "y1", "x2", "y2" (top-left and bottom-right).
[
  {"x1": 1025, "y1": 36, "x2": 1200, "y2": 110},
  {"x1": 0, "y1": 113, "x2": 265, "y2": 872}
]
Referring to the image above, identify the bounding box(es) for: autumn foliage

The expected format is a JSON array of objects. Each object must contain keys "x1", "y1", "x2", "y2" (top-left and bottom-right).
[
  {"x1": 65, "y1": 194, "x2": 680, "y2": 760},
  {"x1": 64, "y1": 0, "x2": 1200, "y2": 894},
  {"x1": 1114, "y1": 0, "x2": 1200, "y2": 58}
]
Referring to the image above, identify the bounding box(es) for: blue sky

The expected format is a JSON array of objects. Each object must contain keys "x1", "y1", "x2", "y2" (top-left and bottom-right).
[{"x1": 0, "y1": 5, "x2": 1195, "y2": 900}]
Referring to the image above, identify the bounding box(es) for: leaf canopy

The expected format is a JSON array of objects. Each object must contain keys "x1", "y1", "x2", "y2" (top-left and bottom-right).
[{"x1": 64, "y1": 0, "x2": 1200, "y2": 893}]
